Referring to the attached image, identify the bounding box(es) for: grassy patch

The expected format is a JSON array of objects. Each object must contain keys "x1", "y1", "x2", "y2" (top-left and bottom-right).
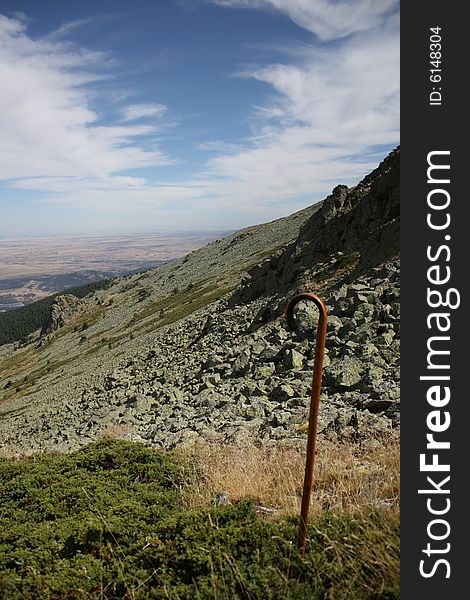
[
  {"x1": 0, "y1": 303, "x2": 113, "y2": 404},
  {"x1": 183, "y1": 437, "x2": 400, "y2": 518},
  {"x1": 127, "y1": 280, "x2": 235, "y2": 337},
  {"x1": 312, "y1": 253, "x2": 360, "y2": 285},
  {"x1": 0, "y1": 439, "x2": 399, "y2": 599}
]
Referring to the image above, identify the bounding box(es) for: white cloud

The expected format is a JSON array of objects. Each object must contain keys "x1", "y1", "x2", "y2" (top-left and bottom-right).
[
  {"x1": 212, "y1": 0, "x2": 398, "y2": 40},
  {"x1": 1, "y1": 5, "x2": 399, "y2": 232},
  {"x1": 12, "y1": 175, "x2": 149, "y2": 193},
  {"x1": 0, "y1": 15, "x2": 171, "y2": 183},
  {"x1": 195, "y1": 21, "x2": 399, "y2": 209},
  {"x1": 193, "y1": 0, "x2": 399, "y2": 224},
  {"x1": 121, "y1": 103, "x2": 168, "y2": 121}
]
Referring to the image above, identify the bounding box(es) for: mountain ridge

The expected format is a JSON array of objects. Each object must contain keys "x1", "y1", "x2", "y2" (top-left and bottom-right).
[{"x1": 0, "y1": 149, "x2": 399, "y2": 455}]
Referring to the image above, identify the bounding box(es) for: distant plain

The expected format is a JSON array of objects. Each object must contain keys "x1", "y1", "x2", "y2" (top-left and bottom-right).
[{"x1": 0, "y1": 231, "x2": 224, "y2": 310}]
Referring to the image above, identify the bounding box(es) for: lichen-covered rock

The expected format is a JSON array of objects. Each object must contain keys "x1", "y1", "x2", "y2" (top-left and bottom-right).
[
  {"x1": 284, "y1": 349, "x2": 304, "y2": 370},
  {"x1": 324, "y1": 355, "x2": 364, "y2": 389}
]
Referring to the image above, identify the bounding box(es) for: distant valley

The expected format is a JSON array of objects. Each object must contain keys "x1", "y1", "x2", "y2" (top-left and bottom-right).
[{"x1": 0, "y1": 231, "x2": 225, "y2": 310}]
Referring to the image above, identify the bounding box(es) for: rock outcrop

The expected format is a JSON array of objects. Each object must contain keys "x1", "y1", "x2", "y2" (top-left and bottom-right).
[
  {"x1": 40, "y1": 294, "x2": 83, "y2": 337},
  {"x1": 230, "y1": 147, "x2": 399, "y2": 305}
]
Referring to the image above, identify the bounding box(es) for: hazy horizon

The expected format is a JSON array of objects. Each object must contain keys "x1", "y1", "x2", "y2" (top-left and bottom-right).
[{"x1": 0, "y1": 228, "x2": 234, "y2": 241}]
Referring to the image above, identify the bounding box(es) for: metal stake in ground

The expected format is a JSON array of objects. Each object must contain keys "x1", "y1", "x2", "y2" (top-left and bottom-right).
[{"x1": 285, "y1": 292, "x2": 328, "y2": 559}]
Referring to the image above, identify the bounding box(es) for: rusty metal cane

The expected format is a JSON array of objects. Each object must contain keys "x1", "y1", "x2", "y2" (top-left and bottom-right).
[{"x1": 285, "y1": 293, "x2": 327, "y2": 559}]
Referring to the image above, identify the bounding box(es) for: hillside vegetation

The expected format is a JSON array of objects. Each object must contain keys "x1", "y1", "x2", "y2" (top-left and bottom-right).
[{"x1": 0, "y1": 438, "x2": 399, "y2": 599}]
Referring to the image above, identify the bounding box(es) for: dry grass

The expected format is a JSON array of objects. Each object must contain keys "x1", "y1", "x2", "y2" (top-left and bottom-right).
[
  {"x1": 181, "y1": 434, "x2": 399, "y2": 517},
  {"x1": 100, "y1": 423, "x2": 136, "y2": 439}
]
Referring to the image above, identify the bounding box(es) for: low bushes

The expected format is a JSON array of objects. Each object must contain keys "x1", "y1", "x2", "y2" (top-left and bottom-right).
[{"x1": 0, "y1": 439, "x2": 399, "y2": 599}]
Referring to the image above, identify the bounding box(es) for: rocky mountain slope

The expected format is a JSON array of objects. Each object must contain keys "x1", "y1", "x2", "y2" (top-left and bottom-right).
[{"x1": 0, "y1": 149, "x2": 399, "y2": 455}]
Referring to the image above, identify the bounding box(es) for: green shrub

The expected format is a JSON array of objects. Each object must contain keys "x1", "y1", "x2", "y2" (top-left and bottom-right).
[{"x1": 0, "y1": 439, "x2": 399, "y2": 599}]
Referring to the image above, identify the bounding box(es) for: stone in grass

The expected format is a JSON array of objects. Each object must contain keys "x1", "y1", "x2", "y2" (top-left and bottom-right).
[
  {"x1": 375, "y1": 331, "x2": 396, "y2": 347},
  {"x1": 167, "y1": 386, "x2": 185, "y2": 403},
  {"x1": 232, "y1": 350, "x2": 251, "y2": 375},
  {"x1": 259, "y1": 345, "x2": 280, "y2": 363},
  {"x1": 126, "y1": 394, "x2": 152, "y2": 412},
  {"x1": 239, "y1": 381, "x2": 266, "y2": 397},
  {"x1": 359, "y1": 365, "x2": 385, "y2": 393},
  {"x1": 212, "y1": 491, "x2": 231, "y2": 506},
  {"x1": 326, "y1": 315, "x2": 343, "y2": 334},
  {"x1": 291, "y1": 302, "x2": 320, "y2": 333},
  {"x1": 201, "y1": 373, "x2": 221, "y2": 388},
  {"x1": 270, "y1": 410, "x2": 292, "y2": 427},
  {"x1": 251, "y1": 340, "x2": 267, "y2": 355}
]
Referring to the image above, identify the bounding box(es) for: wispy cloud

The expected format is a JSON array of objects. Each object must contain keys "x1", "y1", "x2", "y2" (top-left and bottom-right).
[
  {"x1": 212, "y1": 0, "x2": 398, "y2": 41},
  {"x1": 195, "y1": 19, "x2": 399, "y2": 211},
  {"x1": 197, "y1": 140, "x2": 244, "y2": 153},
  {"x1": 0, "y1": 15, "x2": 171, "y2": 184},
  {"x1": 45, "y1": 16, "x2": 107, "y2": 40},
  {"x1": 120, "y1": 103, "x2": 168, "y2": 121},
  {"x1": 1, "y1": 3, "x2": 399, "y2": 232}
]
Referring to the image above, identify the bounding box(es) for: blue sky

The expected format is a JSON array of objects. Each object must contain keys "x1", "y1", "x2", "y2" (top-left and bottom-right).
[{"x1": 0, "y1": 0, "x2": 399, "y2": 237}]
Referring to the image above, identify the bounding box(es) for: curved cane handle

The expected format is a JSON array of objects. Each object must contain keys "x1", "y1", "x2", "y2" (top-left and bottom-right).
[{"x1": 285, "y1": 292, "x2": 327, "y2": 559}]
